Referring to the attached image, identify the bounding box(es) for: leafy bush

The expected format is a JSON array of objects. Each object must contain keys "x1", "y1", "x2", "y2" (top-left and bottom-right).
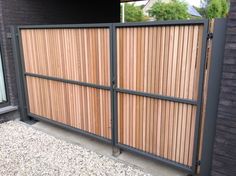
[
  {"x1": 148, "y1": 0, "x2": 190, "y2": 20},
  {"x1": 124, "y1": 3, "x2": 147, "y2": 22},
  {"x1": 206, "y1": 0, "x2": 229, "y2": 18}
]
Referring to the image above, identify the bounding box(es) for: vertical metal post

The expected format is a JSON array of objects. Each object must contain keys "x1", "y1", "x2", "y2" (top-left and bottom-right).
[
  {"x1": 200, "y1": 19, "x2": 227, "y2": 176},
  {"x1": 191, "y1": 20, "x2": 209, "y2": 174},
  {"x1": 111, "y1": 24, "x2": 120, "y2": 156},
  {"x1": 11, "y1": 26, "x2": 29, "y2": 121},
  {"x1": 110, "y1": 24, "x2": 115, "y2": 146}
]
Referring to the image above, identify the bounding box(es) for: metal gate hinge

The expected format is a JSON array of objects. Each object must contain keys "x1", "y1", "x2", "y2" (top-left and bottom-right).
[
  {"x1": 207, "y1": 32, "x2": 213, "y2": 40},
  {"x1": 196, "y1": 160, "x2": 201, "y2": 166}
]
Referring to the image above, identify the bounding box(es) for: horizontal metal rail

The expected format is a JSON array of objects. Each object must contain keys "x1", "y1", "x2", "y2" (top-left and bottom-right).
[
  {"x1": 116, "y1": 88, "x2": 197, "y2": 105},
  {"x1": 18, "y1": 23, "x2": 112, "y2": 29},
  {"x1": 17, "y1": 19, "x2": 207, "y2": 30},
  {"x1": 25, "y1": 73, "x2": 111, "y2": 91},
  {"x1": 29, "y1": 113, "x2": 112, "y2": 144},
  {"x1": 116, "y1": 143, "x2": 193, "y2": 174},
  {"x1": 114, "y1": 19, "x2": 208, "y2": 28}
]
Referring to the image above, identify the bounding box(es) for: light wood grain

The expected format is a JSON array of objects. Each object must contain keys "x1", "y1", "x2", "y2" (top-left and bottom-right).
[
  {"x1": 117, "y1": 25, "x2": 204, "y2": 167},
  {"x1": 21, "y1": 24, "x2": 206, "y2": 167},
  {"x1": 26, "y1": 76, "x2": 111, "y2": 139},
  {"x1": 117, "y1": 93, "x2": 197, "y2": 167},
  {"x1": 117, "y1": 25, "x2": 203, "y2": 100},
  {"x1": 21, "y1": 28, "x2": 110, "y2": 86}
]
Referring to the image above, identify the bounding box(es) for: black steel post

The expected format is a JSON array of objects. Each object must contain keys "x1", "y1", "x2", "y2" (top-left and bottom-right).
[
  {"x1": 11, "y1": 26, "x2": 29, "y2": 121},
  {"x1": 191, "y1": 20, "x2": 210, "y2": 174},
  {"x1": 200, "y1": 19, "x2": 227, "y2": 176},
  {"x1": 111, "y1": 24, "x2": 121, "y2": 156}
]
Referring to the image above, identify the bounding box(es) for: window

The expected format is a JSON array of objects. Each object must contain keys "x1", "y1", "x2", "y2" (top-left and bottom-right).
[{"x1": 0, "y1": 50, "x2": 7, "y2": 103}]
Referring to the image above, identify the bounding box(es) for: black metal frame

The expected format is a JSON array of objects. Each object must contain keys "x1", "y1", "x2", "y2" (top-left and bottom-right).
[
  {"x1": 12, "y1": 24, "x2": 114, "y2": 143},
  {"x1": 24, "y1": 73, "x2": 111, "y2": 91},
  {"x1": 11, "y1": 26, "x2": 28, "y2": 119},
  {"x1": 11, "y1": 19, "x2": 224, "y2": 176},
  {"x1": 112, "y1": 19, "x2": 209, "y2": 175},
  {"x1": 29, "y1": 113, "x2": 111, "y2": 144},
  {"x1": 200, "y1": 19, "x2": 227, "y2": 176}
]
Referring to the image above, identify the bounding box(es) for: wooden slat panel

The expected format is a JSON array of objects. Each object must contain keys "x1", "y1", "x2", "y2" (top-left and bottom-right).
[
  {"x1": 26, "y1": 76, "x2": 111, "y2": 139},
  {"x1": 21, "y1": 28, "x2": 110, "y2": 86},
  {"x1": 21, "y1": 23, "x2": 206, "y2": 169},
  {"x1": 117, "y1": 25, "x2": 204, "y2": 100},
  {"x1": 117, "y1": 93, "x2": 197, "y2": 167},
  {"x1": 117, "y1": 25, "x2": 204, "y2": 167}
]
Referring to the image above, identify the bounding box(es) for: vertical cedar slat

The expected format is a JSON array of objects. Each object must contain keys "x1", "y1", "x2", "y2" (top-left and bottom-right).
[
  {"x1": 150, "y1": 27, "x2": 156, "y2": 154},
  {"x1": 153, "y1": 27, "x2": 159, "y2": 155},
  {"x1": 142, "y1": 27, "x2": 148, "y2": 151},
  {"x1": 184, "y1": 26, "x2": 194, "y2": 165},
  {"x1": 171, "y1": 26, "x2": 179, "y2": 160},
  {"x1": 173, "y1": 26, "x2": 183, "y2": 161},
  {"x1": 125, "y1": 28, "x2": 129, "y2": 145},
  {"x1": 160, "y1": 26, "x2": 166, "y2": 157},
  {"x1": 164, "y1": 26, "x2": 170, "y2": 158},
  {"x1": 179, "y1": 26, "x2": 189, "y2": 163},
  {"x1": 152, "y1": 28, "x2": 158, "y2": 155},
  {"x1": 167, "y1": 27, "x2": 174, "y2": 159},
  {"x1": 118, "y1": 29, "x2": 123, "y2": 143},
  {"x1": 135, "y1": 28, "x2": 141, "y2": 148},
  {"x1": 98, "y1": 29, "x2": 104, "y2": 136},
  {"x1": 129, "y1": 28, "x2": 132, "y2": 146},
  {"x1": 139, "y1": 28, "x2": 144, "y2": 149}
]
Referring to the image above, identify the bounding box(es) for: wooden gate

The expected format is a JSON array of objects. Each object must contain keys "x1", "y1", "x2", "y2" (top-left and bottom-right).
[
  {"x1": 114, "y1": 21, "x2": 208, "y2": 172},
  {"x1": 17, "y1": 25, "x2": 113, "y2": 142},
  {"x1": 12, "y1": 20, "x2": 221, "y2": 175}
]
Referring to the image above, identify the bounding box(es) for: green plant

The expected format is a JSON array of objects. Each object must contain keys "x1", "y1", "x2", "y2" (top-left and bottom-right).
[
  {"x1": 124, "y1": 3, "x2": 147, "y2": 22},
  {"x1": 206, "y1": 0, "x2": 229, "y2": 19},
  {"x1": 148, "y1": 0, "x2": 190, "y2": 20}
]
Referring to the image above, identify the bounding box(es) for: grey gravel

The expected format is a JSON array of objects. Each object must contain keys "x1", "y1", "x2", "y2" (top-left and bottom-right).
[{"x1": 0, "y1": 121, "x2": 151, "y2": 176}]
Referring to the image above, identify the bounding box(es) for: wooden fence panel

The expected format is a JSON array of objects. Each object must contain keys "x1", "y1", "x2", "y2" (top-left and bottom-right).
[
  {"x1": 118, "y1": 93, "x2": 196, "y2": 166},
  {"x1": 19, "y1": 22, "x2": 207, "y2": 169},
  {"x1": 26, "y1": 76, "x2": 111, "y2": 139},
  {"x1": 20, "y1": 28, "x2": 111, "y2": 139},
  {"x1": 21, "y1": 28, "x2": 110, "y2": 86},
  {"x1": 117, "y1": 24, "x2": 204, "y2": 167},
  {"x1": 117, "y1": 25, "x2": 203, "y2": 100}
]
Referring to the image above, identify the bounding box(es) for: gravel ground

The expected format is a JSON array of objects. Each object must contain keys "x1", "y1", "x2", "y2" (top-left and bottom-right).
[{"x1": 0, "y1": 121, "x2": 151, "y2": 176}]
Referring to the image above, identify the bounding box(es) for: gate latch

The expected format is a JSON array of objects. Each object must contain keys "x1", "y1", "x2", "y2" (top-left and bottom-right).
[
  {"x1": 207, "y1": 33, "x2": 213, "y2": 40},
  {"x1": 112, "y1": 77, "x2": 116, "y2": 89}
]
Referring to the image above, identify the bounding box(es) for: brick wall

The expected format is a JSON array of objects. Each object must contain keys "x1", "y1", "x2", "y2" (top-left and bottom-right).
[
  {"x1": 0, "y1": 0, "x2": 120, "y2": 121},
  {"x1": 211, "y1": 1, "x2": 236, "y2": 176}
]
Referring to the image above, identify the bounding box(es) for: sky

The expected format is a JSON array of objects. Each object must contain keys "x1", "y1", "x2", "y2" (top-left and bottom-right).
[
  {"x1": 185, "y1": 0, "x2": 201, "y2": 7},
  {"x1": 133, "y1": 0, "x2": 201, "y2": 7}
]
